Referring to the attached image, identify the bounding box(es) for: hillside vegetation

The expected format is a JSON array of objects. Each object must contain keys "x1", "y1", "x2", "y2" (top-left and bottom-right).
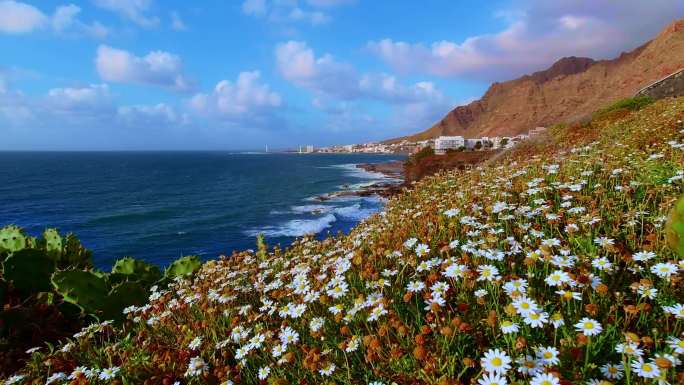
[{"x1": 4, "y1": 98, "x2": 684, "y2": 385}]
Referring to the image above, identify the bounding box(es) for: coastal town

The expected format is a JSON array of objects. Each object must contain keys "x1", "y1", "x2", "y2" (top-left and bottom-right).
[{"x1": 301, "y1": 126, "x2": 548, "y2": 154}]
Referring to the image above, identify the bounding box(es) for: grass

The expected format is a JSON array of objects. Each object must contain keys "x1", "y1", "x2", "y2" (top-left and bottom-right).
[{"x1": 3, "y1": 98, "x2": 684, "y2": 385}]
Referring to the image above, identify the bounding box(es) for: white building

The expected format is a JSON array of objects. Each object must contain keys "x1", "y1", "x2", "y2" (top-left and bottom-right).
[
  {"x1": 465, "y1": 138, "x2": 484, "y2": 150},
  {"x1": 435, "y1": 136, "x2": 465, "y2": 154}
]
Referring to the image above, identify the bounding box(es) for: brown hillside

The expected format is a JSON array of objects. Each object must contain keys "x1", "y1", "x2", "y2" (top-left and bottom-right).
[{"x1": 392, "y1": 19, "x2": 684, "y2": 142}]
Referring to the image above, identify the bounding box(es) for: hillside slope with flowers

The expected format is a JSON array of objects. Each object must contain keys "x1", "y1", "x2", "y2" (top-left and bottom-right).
[{"x1": 5, "y1": 98, "x2": 684, "y2": 385}]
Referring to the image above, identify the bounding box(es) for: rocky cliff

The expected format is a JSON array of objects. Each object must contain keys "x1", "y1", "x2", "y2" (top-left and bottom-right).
[{"x1": 393, "y1": 19, "x2": 684, "y2": 142}]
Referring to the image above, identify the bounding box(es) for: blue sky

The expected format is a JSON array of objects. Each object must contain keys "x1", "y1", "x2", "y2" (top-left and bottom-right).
[{"x1": 1, "y1": 0, "x2": 682, "y2": 150}]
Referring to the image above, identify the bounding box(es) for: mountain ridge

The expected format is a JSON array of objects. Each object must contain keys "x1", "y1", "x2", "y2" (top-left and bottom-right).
[{"x1": 388, "y1": 18, "x2": 684, "y2": 143}]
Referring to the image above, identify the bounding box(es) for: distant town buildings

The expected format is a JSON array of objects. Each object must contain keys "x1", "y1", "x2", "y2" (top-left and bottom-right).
[
  {"x1": 435, "y1": 136, "x2": 465, "y2": 154},
  {"x1": 306, "y1": 127, "x2": 545, "y2": 155},
  {"x1": 298, "y1": 145, "x2": 315, "y2": 153}
]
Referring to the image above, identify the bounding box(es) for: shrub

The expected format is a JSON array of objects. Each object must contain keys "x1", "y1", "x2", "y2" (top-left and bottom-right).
[{"x1": 593, "y1": 95, "x2": 654, "y2": 119}]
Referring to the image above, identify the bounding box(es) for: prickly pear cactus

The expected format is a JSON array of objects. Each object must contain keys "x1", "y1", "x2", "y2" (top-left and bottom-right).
[
  {"x1": 164, "y1": 255, "x2": 201, "y2": 279},
  {"x1": 666, "y1": 195, "x2": 684, "y2": 256},
  {"x1": 62, "y1": 233, "x2": 93, "y2": 268},
  {"x1": 42, "y1": 228, "x2": 63, "y2": 258},
  {"x1": 2, "y1": 249, "x2": 55, "y2": 293},
  {"x1": 51, "y1": 270, "x2": 109, "y2": 316},
  {"x1": 102, "y1": 281, "x2": 148, "y2": 322},
  {"x1": 111, "y1": 257, "x2": 161, "y2": 284},
  {"x1": 0, "y1": 225, "x2": 27, "y2": 254}
]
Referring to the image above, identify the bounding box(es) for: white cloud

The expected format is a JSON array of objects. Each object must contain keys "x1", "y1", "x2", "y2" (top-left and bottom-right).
[
  {"x1": 189, "y1": 71, "x2": 282, "y2": 123},
  {"x1": 0, "y1": 1, "x2": 47, "y2": 34},
  {"x1": 306, "y1": 0, "x2": 355, "y2": 7},
  {"x1": 170, "y1": 11, "x2": 186, "y2": 31},
  {"x1": 52, "y1": 4, "x2": 80, "y2": 32},
  {"x1": 93, "y1": 0, "x2": 159, "y2": 27},
  {"x1": 0, "y1": 1, "x2": 109, "y2": 38},
  {"x1": 275, "y1": 41, "x2": 358, "y2": 98},
  {"x1": 288, "y1": 7, "x2": 328, "y2": 25},
  {"x1": 95, "y1": 45, "x2": 195, "y2": 92},
  {"x1": 118, "y1": 103, "x2": 183, "y2": 125},
  {"x1": 276, "y1": 41, "x2": 454, "y2": 135},
  {"x1": 47, "y1": 83, "x2": 112, "y2": 112},
  {"x1": 241, "y1": 0, "x2": 334, "y2": 26},
  {"x1": 368, "y1": 0, "x2": 684, "y2": 81},
  {"x1": 242, "y1": 0, "x2": 267, "y2": 16}
]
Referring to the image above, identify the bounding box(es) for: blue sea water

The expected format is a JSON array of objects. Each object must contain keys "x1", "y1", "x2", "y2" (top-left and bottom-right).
[{"x1": 0, "y1": 152, "x2": 404, "y2": 269}]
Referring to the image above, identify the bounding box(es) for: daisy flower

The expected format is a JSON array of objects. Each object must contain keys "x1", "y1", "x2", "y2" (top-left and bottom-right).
[
  {"x1": 98, "y1": 367, "x2": 120, "y2": 380},
  {"x1": 600, "y1": 362, "x2": 623, "y2": 380},
  {"x1": 415, "y1": 243, "x2": 430, "y2": 257},
  {"x1": 591, "y1": 257, "x2": 612, "y2": 271},
  {"x1": 663, "y1": 303, "x2": 684, "y2": 318},
  {"x1": 406, "y1": 281, "x2": 425, "y2": 293},
  {"x1": 630, "y1": 359, "x2": 660, "y2": 379},
  {"x1": 185, "y1": 357, "x2": 207, "y2": 377},
  {"x1": 4, "y1": 375, "x2": 25, "y2": 385},
  {"x1": 593, "y1": 237, "x2": 614, "y2": 248},
  {"x1": 258, "y1": 366, "x2": 271, "y2": 380},
  {"x1": 574, "y1": 317, "x2": 602, "y2": 336},
  {"x1": 545, "y1": 270, "x2": 570, "y2": 286},
  {"x1": 403, "y1": 238, "x2": 417, "y2": 249},
  {"x1": 512, "y1": 296, "x2": 539, "y2": 316},
  {"x1": 516, "y1": 355, "x2": 542, "y2": 376},
  {"x1": 536, "y1": 346, "x2": 560, "y2": 366},
  {"x1": 188, "y1": 336, "x2": 202, "y2": 350},
  {"x1": 651, "y1": 262, "x2": 678, "y2": 279},
  {"x1": 477, "y1": 264, "x2": 500, "y2": 282},
  {"x1": 632, "y1": 251, "x2": 655, "y2": 262},
  {"x1": 477, "y1": 372, "x2": 507, "y2": 385},
  {"x1": 481, "y1": 348, "x2": 511, "y2": 374},
  {"x1": 550, "y1": 312, "x2": 565, "y2": 328},
  {"x1": 524, "y1": 311, "x2": 548, "y2": 328},
  {"x1": 500, "y1": 320, "x2": 519, "y2": 334},
  {"x1": 530, "y1": 373, "x2": 560, "y2": 385},
  {"x1": 667, "y1": 336, "x2": 684, "y2": 354},
  {"x1": 319, "y1": 362, "x2": 336, "y2": 376}
]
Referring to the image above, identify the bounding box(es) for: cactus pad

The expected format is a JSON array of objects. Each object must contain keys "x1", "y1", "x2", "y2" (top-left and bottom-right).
[
  {"x1": 111, "y1": 257, "x2": 161, "y2": 284},
  {"x1": 164, "y1": 255, "x2": 201, "y2": 279},
  {"x1": 0, "y1": 225, "x2": 27, "y2": 254},
  {"x1": 42, "y1": 228, "x2": 63, "y2": 258},
  {"x1": 2, "y1": 249, "x2": 55, "y2": 293},
  {"x1": 102, "y1": 281, "x2": 148, "y2": 321},
  {"x1": 51, "y1": 270, "x2": 109, "y2": 316}
]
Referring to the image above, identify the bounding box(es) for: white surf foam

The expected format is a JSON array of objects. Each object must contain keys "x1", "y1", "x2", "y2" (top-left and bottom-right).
[
  {"x1": 333, "y1": 204, "x2": 378, "y2": 221},
  {"x1": 245, "y1": 213, "x2": 337, "y2": 237}
]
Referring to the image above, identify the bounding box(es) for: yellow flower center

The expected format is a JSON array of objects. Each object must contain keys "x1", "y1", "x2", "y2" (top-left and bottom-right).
[
  {"x1": 643, "y1": 364, "x2": 652, "y2": 372},
  {"x1": 541, "y1": 381, "x2": 552, "y2": 385},
  {"x1": 583, "y1": 321, "x2": 594, "y2": 329},
  {"x1": 521, "y1": 303, "x2": 529, "y2": 309},
  {"x1": 492, "y1": 357, "x2": 502, "y2": 366},
  {"x1": 543, "y1": 352, "x2": 553, "y2": 359}
]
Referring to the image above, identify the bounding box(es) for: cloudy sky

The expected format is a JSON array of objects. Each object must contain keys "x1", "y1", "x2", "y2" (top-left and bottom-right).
[{"x1": 1, "y1": 0, "x2": 682, "y2": 150}]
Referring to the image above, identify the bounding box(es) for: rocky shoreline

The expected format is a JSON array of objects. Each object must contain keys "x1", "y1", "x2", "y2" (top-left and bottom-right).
[{"x1": 311, "y1": 160, "x2": 406, "y2": 201}]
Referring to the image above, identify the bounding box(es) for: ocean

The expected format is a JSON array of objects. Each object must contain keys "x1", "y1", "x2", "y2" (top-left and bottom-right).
[{"x1": 0, "y1": 152, "x2": 405, "y2": 268}]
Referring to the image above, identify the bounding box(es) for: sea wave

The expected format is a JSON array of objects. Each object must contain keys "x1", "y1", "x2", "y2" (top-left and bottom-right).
[
  {"x1": 290, "y1": 204, "x2": 334, "y2": 214},
  {"x1": 333, "y1": 204, "x2": 378, "y2": 221},
  {"x1": 245, "y1": 213, "x2": 337, "y2": 237},
  {"x1": 328, "y1": 163, "x2": 390, "y2": 180}
]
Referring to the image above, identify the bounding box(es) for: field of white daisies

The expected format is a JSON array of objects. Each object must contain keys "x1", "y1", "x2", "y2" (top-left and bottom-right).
[{"x1": 4, "y1": 97, "x2": 684, "y2": 385}]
